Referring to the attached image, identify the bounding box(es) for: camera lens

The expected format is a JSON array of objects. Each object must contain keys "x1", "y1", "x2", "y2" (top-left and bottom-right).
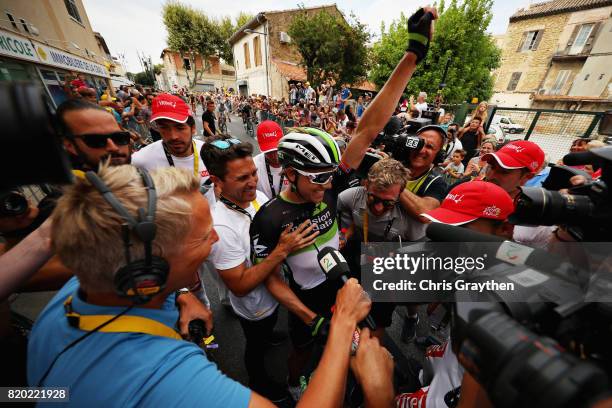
[
  {"x1": 0, "y1": 191, "x2": 29, "y2": 217},
  {"x1": 513, "y1": 187, "x2": 595, "y2": 226}
]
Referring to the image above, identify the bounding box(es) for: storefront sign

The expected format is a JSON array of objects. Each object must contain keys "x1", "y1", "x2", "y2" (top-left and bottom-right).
[
  {"x1": 0, "y1": 30, "x2": 40, "y2": 63},
  {"x1": 33, "y1": 42, "x2": 110, "y2": 78}
]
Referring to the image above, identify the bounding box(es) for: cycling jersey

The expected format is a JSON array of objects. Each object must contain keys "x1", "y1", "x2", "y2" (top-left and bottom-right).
[{"x1": 250, "y1": 190, "x2": 339, "y2": 290}]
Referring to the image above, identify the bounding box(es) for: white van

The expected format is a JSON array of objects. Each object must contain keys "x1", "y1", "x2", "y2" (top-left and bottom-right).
[{"x1": 491, "y1": 115, "x2": 525, "y2": 134}]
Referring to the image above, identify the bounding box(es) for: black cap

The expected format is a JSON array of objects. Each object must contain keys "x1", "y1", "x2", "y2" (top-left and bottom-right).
[{"x1": 416, "y1": 124, "x2": 448, "y2": 140}]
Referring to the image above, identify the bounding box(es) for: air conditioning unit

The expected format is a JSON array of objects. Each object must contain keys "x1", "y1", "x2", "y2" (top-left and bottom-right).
[
  {"x1": 279, "y1": 31, "x2": 291, "y2": 44},
  {"x1": 538, "y1": 88, "x2": 547, "y2": 95}
]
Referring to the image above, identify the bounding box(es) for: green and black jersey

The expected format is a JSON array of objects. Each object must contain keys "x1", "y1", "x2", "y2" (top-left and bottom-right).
[{"x1": 250, "y1": 190, "x2": 339, "y2": 290}]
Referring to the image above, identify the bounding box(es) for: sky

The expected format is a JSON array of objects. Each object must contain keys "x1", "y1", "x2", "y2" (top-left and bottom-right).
[{"x1": 82, "y1": 0, "x2": 531, "y2": 73}]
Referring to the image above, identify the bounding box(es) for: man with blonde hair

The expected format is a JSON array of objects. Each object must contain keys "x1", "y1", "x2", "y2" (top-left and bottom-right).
[
  {"x1": 337, "y1": 158, "x2": 424, "y2": 337},
  {"x1": 26, "y1": 164, "x2": 394, "y2": 407}
]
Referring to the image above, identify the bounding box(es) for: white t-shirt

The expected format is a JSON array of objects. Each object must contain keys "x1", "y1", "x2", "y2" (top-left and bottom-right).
[
  {"x1": 396, "y1": 340, "x2": 464, "y2": 408},
  {"x1": 415, "y1": 101, "x2": 428, "y2": 117},
  {"x1": 513, "y1": 225, "x2": 555, "y2": 249},
  {"x1": 209, "y1": 191, "x2": 278, "y2": 321},
  {"x1": 132, "y1": 139, "x2": 215, "y2": 205},
  {"x1": 443, "y1": 138, "x2": 463, "y2": 162},
  {"x1": 253, "y1": 152, "x2": 288, "y2": 199}
]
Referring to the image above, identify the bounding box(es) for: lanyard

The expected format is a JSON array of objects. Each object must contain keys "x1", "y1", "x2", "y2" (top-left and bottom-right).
[
  {"x1": 63, "y1": 296, "x2": 181, "y2": 340},
  {"x1": 220, "y1": 196, "x2": 260, "y2": 221},
  {"x1": 265, "y1": 159, "x2": 284, "y2": 196},
  {"x1": 162, "y1": 140, "x2": 199, "y2": 177},
  {"x1": 406, "y1": 168, "x2": 432, "y2": 194},
  {"x1": 362, "y1": 210, "x2": 396, "y2": 243}
]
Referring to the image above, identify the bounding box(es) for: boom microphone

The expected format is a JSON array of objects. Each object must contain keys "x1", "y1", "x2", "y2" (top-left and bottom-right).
[{"x1": 317, "y1": 247, "x2": 377, "y2": 330}]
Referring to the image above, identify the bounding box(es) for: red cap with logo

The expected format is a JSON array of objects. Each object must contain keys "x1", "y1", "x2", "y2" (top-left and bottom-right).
[
  {"x1": 481, "y1": 140, "x2": 544, "y2": 174},
  {"x1": 257, "y1": 120, "x2": 284, "y2": 153},
  {"x1": 150, "y1": 93, "x2": 193, "y2": 123},
  {"x1": 421, "y1": 180, "x2": 514, "y2": 225}
]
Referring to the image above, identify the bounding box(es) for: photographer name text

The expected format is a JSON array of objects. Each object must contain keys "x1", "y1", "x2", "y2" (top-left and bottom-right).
[{"x1": 372, "y1": 279, "x2": 515, "y2": 292}]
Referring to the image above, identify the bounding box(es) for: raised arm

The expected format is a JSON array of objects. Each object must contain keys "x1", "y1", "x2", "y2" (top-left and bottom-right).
[{"x1": 342, "y1": 7, "x2": 438, "y2": 170}]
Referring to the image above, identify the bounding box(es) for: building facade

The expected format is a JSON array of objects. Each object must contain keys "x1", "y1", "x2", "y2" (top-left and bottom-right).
[
  {"x1": 229, "y1": 4, "x2": 343, "y2": 99},
  {"x1": 158, "y1": 49, "x2": 236, "y2": 92},
  {"x1": 0, "y1": 0, "x2": 115, "y2": 106},
  {"x1": 492, "y1": 0, "x2": 612, "y2": 110}
]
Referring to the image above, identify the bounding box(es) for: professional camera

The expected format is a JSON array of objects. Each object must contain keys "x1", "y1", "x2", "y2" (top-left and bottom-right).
[
  {"x1": 371, "y1": 116, "x2": 426, "y2": 167},
  {"x1": 422, "y1": 224, "x2": 612, "y2": 407},
  {"x1": 0, "y1": 82, "x2": 73, "y2": 190},
  {"x1": 513, "y1": 146, "x2": 612, "y2": 242},
  {"x1": 0, "y1": 190, "x2": 29, "y2": 217}
]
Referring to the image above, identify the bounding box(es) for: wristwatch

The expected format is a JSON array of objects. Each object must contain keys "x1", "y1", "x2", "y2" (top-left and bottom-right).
[{"x1": 175, "y1": 287, "x2": 190, "y2": 306}]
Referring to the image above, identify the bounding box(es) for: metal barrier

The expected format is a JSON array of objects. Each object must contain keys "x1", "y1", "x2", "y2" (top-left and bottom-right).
[
  {"x1": 259, "y1": 111, "x2": 296, "y2": 133},
  {"x1": 484, "y1": 107, "x2": 603, "y2": 162}
]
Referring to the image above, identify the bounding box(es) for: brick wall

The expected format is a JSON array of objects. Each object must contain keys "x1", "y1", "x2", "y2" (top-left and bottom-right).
[
  {"x1": 541, "y1": 60, "x2": 584, "y2": 95},
  {"x1": 494, "y1": 13, "x2": 569, "y2": 94}
]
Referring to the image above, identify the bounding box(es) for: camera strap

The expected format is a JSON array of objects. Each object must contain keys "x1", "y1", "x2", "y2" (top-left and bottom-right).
[
  {"x1": 63, "y1": 295, "x2": 181, "y2": 340},
  {"x1": 162, "y1": 140, "x2": 199, "y2": 177},
  {"x1": 219, "y1": 196, "x2": 260, "y2": 221},
  {"x1": 406, "y1": 168, "x2": 432, "y2": 194},
  {"x1": 362, "y1": 210, "x2": 396, "y2": 243},
  {"x1": 265, "y1": 159, "x2": 284, "y2": 197}
]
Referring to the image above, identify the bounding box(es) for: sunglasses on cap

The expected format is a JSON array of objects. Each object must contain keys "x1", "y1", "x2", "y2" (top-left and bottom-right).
[
  {"x1": 72, "y1": 131, "x2": 131, "y2": 149},
  {"x1": 295, "y1": 168, "x2": 335, "y2": 185},
  {"x1": 210, "y1": 138, "x2": 242, "y2": 149},
  {"x1": 367, "y1": 192, "x2": 398, "y2": 209}
]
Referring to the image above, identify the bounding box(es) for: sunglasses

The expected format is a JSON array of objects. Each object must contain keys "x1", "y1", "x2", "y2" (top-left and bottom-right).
[
  {"x1": 367, "y1": 192, "x2": 398, "y2": 209},
  {"x1": 210, "y1": 138, "x2": 242, "y2": 149},
  {"x1": 295, "y1": 169, "x2": 335, "y2": 185},
  {"x1": 72, "y1": 131, "x2": 131, "y2": 148}
]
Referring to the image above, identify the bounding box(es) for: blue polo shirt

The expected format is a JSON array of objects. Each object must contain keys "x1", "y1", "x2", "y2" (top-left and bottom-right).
[{"x1": 28, "y1": 277, "x2": 251, "y2": 407}]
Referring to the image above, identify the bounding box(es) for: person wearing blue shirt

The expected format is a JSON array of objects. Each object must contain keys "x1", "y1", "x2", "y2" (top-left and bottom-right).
[
  {"x1": 27, "y1": 164, "x2": 394, "y2": 407},
  {"x1": 339, "y1": 85, "x2": 352, "y2": 111}
]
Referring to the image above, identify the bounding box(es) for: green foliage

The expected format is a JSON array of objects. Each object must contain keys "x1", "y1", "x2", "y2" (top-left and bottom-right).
[
  {"x1": 162, "y1": 2, "x2": 251, "y2": 88},
  {"x1": 288, "y1": 9, "x2": 370, "y2": 88},
  {"x1": 134, "y1": 71, "x2": 154, "y2": 86},
  {"x1": 126, "y1": 72, "x2": 135, "y2": 81},
  {"x1": 153, "y1": 64, "x2": 164, "y2": 76},
  {"x1": 370, "y1": 0, "x2": 501, "y2": 103}
]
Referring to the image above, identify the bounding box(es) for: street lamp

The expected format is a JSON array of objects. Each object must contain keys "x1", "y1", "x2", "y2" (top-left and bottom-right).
[{"x1": 244, "y1": 28, "x2": 270, "y2": 97}]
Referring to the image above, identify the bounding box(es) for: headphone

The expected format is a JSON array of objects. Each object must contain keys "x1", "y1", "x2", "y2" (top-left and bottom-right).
[{"x1": 85, "y1": 168, "x2": 169, "y2": 304}]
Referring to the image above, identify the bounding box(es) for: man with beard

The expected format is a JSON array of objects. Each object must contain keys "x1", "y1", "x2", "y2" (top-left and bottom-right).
[
  {"x1": 132, "y1": 93, "x2": 215, "y2": 204},
  {"x1": 58, "y1": 99, "x2": 132, "y2": 170}
]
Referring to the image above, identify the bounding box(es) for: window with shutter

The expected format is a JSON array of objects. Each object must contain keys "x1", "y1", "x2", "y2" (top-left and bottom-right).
[
  {"x1": 569, "y1": 24, "x2": 594, "y2": 55},
  {"x1": 507, "y1": 72, "x2": 522, "y2": 91},
  {"x1": 64, "y1": 0, "x2": 82, "y2": 23},
  {"x1": 244, "y1": 42, "x2": 251, "y2": 69},
  {"x1": 551, "y1": 70, "x2": 570, "y2": 95},
  {"x1": 254, "y1": 36, "x2": 262, "y2": 67},
  {"x1": 521, "y1": 31, "x2": 539, "y2": 52}
]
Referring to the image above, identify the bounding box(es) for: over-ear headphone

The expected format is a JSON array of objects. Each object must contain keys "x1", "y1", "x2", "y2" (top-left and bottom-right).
[
  {"x1": 85, "y1": 169, "x2": 169, "y2": 304},
  {"x1": 434, "y1": 141, "x2": 450, "y2": 165}
]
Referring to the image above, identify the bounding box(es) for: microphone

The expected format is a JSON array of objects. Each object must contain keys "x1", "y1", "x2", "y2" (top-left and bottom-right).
[
  {"x1": 562, "y1": 151, "x2": 598, "y2": 167},
  {"x1": 317, "y1": 247, "x2": 377, "y2": 330},
  {"x1": 425, "y1": 223, "x2": 581, "y2": 284}
]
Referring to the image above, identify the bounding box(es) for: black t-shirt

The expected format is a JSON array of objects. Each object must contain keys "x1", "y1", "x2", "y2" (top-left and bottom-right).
[
  {"x1": 461, "y1": 129, "x2": 478, "y2": 153},
  {"x1": 202, "y1": 110, "x2": 216, "y2": 135}
]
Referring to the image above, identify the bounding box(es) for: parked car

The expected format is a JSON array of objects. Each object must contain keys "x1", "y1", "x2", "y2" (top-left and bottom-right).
[
  {"x1": 488, "y1": 124, "x2": 507, "y2": 145},
  {"x1": 491, "y1": 115, "x2": 525, "y2": 134}
]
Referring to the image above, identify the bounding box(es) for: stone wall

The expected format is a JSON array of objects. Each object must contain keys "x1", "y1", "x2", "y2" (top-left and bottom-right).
[{"x1": 494, "y1": 13, "x2": 569, "y2": 94}]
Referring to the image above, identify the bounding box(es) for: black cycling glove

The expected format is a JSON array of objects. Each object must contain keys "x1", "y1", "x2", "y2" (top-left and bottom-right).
[{"x1": 406, "y1": 8, "x2": 435, "y2": 63}]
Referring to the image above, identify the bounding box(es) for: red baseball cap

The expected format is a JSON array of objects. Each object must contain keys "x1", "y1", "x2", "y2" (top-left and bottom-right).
[
  {"x1": 481, "y1": 140, "x2": 544, "y2": 174},
  {"x1": 421, "y1": 181, "x2": 514, "y2": 225},
  {"x1": 257, "y1": 120, "x2": 284, "y2": 153},
  {"x1": 150, "y1": 93, "x2": 193, "y2": 123}
]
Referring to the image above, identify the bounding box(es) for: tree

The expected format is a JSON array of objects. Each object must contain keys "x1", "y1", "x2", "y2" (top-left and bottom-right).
[
  {"x1": 134, "y1": 71, "x2": 154, "y2": 86},
  {"x1": 288, "y1": 9, "x2": 370, "y2": 88},
  {"x1": 162, "y1": 2, "x2": 252, "y2": 88},
  {"x1": 153, "y1": 64, "x2": 164, "y2": 76},
  {"x1": 162, "y1": 1, "x2": 222, "y2": 88},
  {"x1": 126, "y1": 72, "x2": 135, "y2": 81},
  {"x1": 370, "y1": 0, "x2": 501, "y2": 104}
]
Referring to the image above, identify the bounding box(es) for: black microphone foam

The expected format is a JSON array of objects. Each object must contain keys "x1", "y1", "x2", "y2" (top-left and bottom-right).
[{"x1": 317, "y1": 247, "x2": 377, "y2": 331}]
